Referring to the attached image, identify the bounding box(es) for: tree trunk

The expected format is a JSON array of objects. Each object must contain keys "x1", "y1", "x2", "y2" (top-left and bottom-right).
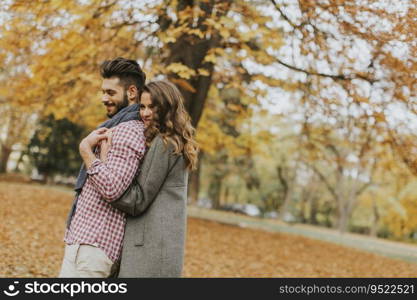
[
  {"x1": 299, "y1": 193, "x2": 308, "y2": 223},
  {"x1": 370, "y1": 198, "x2": 379, "y2": 237},
  {"x1": 276, "y1": 166, "x2": 288, "y2": 218},
  {"x1": 279, "y1": 185, "x2": 293, "y2": 221},
  {"x1": 337, "y1": 183, "x2": 362, "y2": 233},
  {"x1": 165, "y1": 26, "x2": 215, "y2": 129},
  {"x1": 224, "y1": 186, "x2": 229, "y2": 205},
  {"x1": 162, "y1": 1, "x2": 232, "y2": 128},
  {"x1": 208, "y1": 174, "x2": 222, "y2": 210},
  {"x1": 0, "y1": 145, "x2": 12, "y2": 173},
  {"x1": 337, "y1": 212, "x2": 348, "y2": 233},
  {"x1": 188, "y1": 151, "x2": 204, "y2": 204},
  {"x1": 308, "y1": 195, "x2": 319, "y2": 225},
  {"x1": 337, "y1": 201, "x2": 350, "y2": 233}
]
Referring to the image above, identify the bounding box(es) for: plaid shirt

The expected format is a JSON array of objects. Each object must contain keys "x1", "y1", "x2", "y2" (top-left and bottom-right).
[{"x1": 65, "y1": 120, "x2": 146, "y2": 263}]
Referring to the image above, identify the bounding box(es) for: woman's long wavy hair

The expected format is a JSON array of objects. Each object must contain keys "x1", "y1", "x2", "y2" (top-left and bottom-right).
[{"x1": 141, "y1": 80, "x2": 199, "y2": 170}]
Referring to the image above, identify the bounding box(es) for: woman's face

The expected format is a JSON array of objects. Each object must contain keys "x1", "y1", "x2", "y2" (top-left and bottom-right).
[{"x1": 139, "y1": 92, "x2": 154, "y2": 128}]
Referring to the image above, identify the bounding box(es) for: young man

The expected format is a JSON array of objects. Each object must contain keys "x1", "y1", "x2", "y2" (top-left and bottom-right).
[{"x1": 59, "y1": 57, "x2": 146, "y2": 277}]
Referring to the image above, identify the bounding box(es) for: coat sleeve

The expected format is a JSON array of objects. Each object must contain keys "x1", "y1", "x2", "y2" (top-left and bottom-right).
[{"x1": 110, "y1": 136, "x2": 177, "y2": 216}]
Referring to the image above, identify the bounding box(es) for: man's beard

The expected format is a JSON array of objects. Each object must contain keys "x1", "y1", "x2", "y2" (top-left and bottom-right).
[{"x1": 107, "y1": 91, "x2": 129, "y2": 118}]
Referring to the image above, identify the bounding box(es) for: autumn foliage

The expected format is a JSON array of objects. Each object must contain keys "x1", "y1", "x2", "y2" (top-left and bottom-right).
[{"x1": 2, "y1": 1, "x2": 417, "y2": 239}]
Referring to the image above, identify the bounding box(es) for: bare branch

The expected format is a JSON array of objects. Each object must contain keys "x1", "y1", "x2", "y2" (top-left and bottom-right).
[
  {"x1": 307, "y1": 162, "x2": 338, "y2": 201},
  {"x1": 110, "y1": 20, "x2": 141, "y2": 30},
  {"x1": 270, "y1": 0, "x2": 376, "y2": 84},
  {"x1": 270, "y1": 0, "x2": 298, "y2": 28},
  {"x1": 355, "y1": 181, "x2": 372, "y2": 197},
  {"x1": 92, "y1": 1, "x2": 118, "y2": 19},
  {"x1": 276, "y1": 58, "x2": 376, "y2": 84}
]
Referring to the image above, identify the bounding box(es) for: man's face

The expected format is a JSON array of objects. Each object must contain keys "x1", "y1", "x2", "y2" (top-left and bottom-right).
[{"x1": 101, "y1": 77, "x2": 129, "y2": 118}]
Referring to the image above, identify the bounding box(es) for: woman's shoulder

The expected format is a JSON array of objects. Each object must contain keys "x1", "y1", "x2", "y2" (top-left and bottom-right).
[{"x1": 150, "y1": 135, "x2": 184, "y2": 157}]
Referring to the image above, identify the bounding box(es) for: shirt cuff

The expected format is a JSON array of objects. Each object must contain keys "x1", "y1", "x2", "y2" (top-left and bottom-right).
[{"x1": 86, "y1": 159, "x2": 102, "y2": 175}]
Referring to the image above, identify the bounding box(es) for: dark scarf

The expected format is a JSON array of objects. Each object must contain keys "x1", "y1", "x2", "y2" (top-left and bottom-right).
[{"x1": 74, "y1": 103, "x2": 140, "y2": 193}]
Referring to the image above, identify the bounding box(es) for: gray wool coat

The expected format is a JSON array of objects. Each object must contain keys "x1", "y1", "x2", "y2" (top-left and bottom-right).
[{"x1": 110, "y1": 135, "x2": 188, "y2": 277}]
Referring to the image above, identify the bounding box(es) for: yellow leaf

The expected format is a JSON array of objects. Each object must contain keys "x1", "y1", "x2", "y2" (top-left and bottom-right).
[
  {"x1": 166, "y1": 62, "x2": 196, "y2": 79},
  {"x1": 204, "y1": 52, "x2": 217, "y2": 64},
  {"x1": 219, "y1": 28, "x2": 230, "y2": 39},
  {"x1": 198, "y1": 68, "x2": 210, "y2": 76},
  {"x1": 160, "y1": 33, "x2": 176, "y2": 44},
  {"x1": 170, "y1": 78, "x2": 196, "y2": 93},
  {"x1": 188, "y1": 29, "x2": 205, "y2": 39},
  {"x1": 374, "y1": 112, "x2": 386, "y2": 123}
]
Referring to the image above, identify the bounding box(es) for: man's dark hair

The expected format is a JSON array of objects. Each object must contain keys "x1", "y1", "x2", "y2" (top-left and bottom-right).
[{"x1": 100, "y1": 57, "x2": 146, "y2": 92}]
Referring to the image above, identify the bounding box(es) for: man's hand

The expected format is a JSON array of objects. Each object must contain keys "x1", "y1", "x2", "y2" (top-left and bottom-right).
[{"x1": 79, "y1": 128, "x2": 109, "y2": 168}]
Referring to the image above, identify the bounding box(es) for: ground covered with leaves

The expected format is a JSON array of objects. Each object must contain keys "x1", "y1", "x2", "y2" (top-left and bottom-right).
[{"x1": 1, "y1": 182, "x2": 417, "y2": 277}]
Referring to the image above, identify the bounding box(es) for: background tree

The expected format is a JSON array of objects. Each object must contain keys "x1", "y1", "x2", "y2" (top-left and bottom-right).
[
  {"x1": 26, "y1": 115, "x2": 86, "y2": 183},
  {"x1": 0, "y1": 104, "x2": 36, "y2": 173}
]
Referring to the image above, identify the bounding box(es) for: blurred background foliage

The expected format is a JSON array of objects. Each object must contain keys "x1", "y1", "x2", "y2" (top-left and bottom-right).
[{"x1": 2, "y1": 0, "x2": 417, "y2": 242}]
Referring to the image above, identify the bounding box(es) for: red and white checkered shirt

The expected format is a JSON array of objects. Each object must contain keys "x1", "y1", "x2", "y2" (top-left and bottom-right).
[{"x1": 65, "y1": 120, "x2": 146, "y2": 263}]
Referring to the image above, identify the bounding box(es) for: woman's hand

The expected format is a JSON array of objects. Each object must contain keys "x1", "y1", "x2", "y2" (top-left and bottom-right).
[
  {"x1": 79, "y1": 128, "x2": 109, "y2": 150},
  {"x1": 99, "y1": 129, "x2": 114, "y2": 162},
  {"x1": 79, "y1": 128, "x2": 109, "y2": 168}
]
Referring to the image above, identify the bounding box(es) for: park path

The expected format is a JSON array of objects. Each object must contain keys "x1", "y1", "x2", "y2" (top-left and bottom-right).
[{"x1": 187, "y1": 206, "x2": 417, "y2": 264}]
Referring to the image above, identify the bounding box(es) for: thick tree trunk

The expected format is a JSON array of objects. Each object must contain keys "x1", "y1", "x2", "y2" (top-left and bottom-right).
[
  {"x1": 160, "y1": 1, "x2": 232, "y2": 207},
  {"x1": 0, "y1": 145, "x2": 12, "y2": 173},
  {"x1": 187, "y1": 169, "x2": 200, "y2": 205},
  {"x1": 166, "y1": 37, "x2": 215, "y2": 128},
  {"x1": 336, "y1": 183, "x2": 363, "y2": 233},
  {"x1": 165, "y1": 17, "x2": 215, "y2": 204},
  {"x1": 188, "y1": 151, "x2": 204, "y2": 204},
  {"x1": 337, "y1": 200, "x2": 351, "y2": 233},
  {"x1": 337, "y1": 210, "x2": 349, "y2": 233},
  {"x1": 162, "y1": 1, "x2": 230, "y2": 128}
]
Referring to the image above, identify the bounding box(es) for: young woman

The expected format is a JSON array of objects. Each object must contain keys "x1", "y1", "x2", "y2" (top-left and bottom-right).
[{"x1": 103, "y1": 80, "x2": 199, "y2": 277}]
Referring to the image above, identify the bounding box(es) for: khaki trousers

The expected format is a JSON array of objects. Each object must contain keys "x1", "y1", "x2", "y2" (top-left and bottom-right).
[{"x1": 58, "y1": 244, "x2": 114, "y2": 278}]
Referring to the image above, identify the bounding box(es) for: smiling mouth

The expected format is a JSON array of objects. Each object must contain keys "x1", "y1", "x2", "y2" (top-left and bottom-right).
[
  {"x1": 104, "y1": 103, "x2": 116, "y2": 113},
  {"x1": 104, "y1": 103, "x2": 117, "y2": 117}
]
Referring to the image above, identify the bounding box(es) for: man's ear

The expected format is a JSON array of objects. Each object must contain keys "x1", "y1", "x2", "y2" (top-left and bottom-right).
[{"x1": 127, "y1": 85, "x2": 138, "y2": 102}]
